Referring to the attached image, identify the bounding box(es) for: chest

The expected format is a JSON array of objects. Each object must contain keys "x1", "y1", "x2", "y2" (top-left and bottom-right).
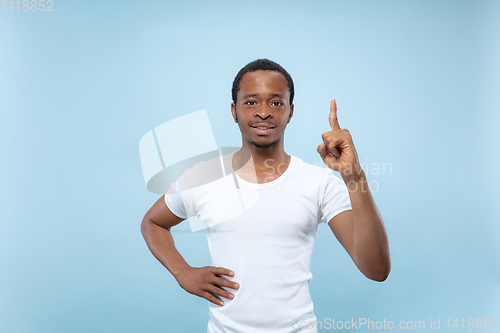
[{"x1": 193, "y1": 178, "x2": 322, "y2": 240}]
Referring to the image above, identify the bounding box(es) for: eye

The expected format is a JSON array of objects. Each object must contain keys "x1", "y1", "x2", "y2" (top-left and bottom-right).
[
  {"x1": 272, "y1": 101, "x2": 284, "y2": 106},
  {"x1": 245, "y1": 100, "x2": 256, "y2": 106}
]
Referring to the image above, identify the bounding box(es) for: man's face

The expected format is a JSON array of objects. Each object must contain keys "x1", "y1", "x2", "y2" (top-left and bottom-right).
[{"x1": 231, "y1": 70, "x2": 294, "y2": 149}]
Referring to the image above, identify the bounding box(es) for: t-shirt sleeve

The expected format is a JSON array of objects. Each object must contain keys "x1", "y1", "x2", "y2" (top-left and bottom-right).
[
  {"x1": 319, "y1": 171, "x2": 352, "y2": 224},
  {"x1": 164, "y1": 191, "x2": 188, "y2": 220},
  {"x1": 163, "y1": 161, "x2": 210, "y2": 221}
]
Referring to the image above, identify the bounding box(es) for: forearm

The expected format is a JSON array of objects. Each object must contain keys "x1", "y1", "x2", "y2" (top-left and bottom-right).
[
  {"x1": 344, "y1": 170, "x2": 391, "y2": 281},
  {"x1": 141, "y1": 218, "x2": 190, "y2": 279}
]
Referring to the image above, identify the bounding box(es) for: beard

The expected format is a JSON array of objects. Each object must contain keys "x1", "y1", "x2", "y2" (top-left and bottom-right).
[{"x1": 251, "y1": 139, "x2": 277, "y2": 148}]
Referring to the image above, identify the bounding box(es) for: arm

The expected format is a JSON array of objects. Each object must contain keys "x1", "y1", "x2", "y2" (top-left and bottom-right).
[
  {"x1": 317, "y1": 99, "x2": 391, "y2": 281},
  {"x1": 141, "y1": 195, "x2": 240, "y2": 305},
  {"x1": 141, "y1": 196, "x2": 188, "y2": 277},
  {"x1": 327, "y1": 170, "x2": 390, "y2": 281}
]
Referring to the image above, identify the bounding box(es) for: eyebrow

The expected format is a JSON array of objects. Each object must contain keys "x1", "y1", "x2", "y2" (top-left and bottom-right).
[{"x1": 242, "y1": 93, "x2": 284, "y2": 99}]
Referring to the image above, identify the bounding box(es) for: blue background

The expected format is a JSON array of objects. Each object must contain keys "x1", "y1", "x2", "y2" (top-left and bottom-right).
[{"x1": 1, "y1": 0, "x2": 499, "y2": 332}]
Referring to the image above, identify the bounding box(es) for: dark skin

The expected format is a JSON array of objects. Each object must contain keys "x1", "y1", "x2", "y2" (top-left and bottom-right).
[
  {"x1": 141, "y1": 201, "x2": 237, "y2": 307},
  {"x1": 230, "y1": 70, "x2": 294, "y2": 184},
  {"x1": 141, "y1": 69, "x2": 391, "y2": 308}
]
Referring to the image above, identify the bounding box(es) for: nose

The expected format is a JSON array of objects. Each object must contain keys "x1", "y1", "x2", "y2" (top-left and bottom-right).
[{"x1": 254, "y1": 104, "x2": 273, "y2": 119}]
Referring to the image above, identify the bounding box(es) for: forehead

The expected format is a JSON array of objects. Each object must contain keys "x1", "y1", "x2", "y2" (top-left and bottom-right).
[{"x1": 238, "y1": 70, "x2": 289, "y2": 97}]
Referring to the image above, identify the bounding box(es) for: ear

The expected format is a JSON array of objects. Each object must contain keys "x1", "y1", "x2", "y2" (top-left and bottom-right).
[
  {"x1": 287, "y1": 103, "x2": 294, "y2": 123},
  {"x1": 231, "y1": 102, "x2": 238, "y2": 123}
]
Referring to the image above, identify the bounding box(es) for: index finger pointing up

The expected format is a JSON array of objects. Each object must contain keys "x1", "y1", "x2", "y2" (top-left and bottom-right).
[{"x1": 329, "y1": 99, "x2": 341, "y2": 130}]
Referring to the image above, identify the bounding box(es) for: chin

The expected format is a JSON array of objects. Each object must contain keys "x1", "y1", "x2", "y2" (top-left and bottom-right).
[{"x1": 251, "y1": 140, "x2": 276, "y2": 149}]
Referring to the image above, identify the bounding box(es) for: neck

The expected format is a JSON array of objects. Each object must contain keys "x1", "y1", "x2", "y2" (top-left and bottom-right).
[
  {"x1": 247, "y1": 136, "x2": 289, "y2": 165},
  {"x1": 233, "y1": 138, "x2": 291, "y2": 183}
]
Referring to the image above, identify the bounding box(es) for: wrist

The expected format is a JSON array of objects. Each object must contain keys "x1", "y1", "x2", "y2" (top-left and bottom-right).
[
  {"x1": 342, "y1": 169, "x2": 365, "y2": 184},
  {"x1": 172, "y1": 263, "x2": 191, "y2": 281}
]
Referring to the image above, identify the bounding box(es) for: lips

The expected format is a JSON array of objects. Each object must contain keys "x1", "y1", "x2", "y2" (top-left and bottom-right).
[
  {"x1": 251, "y1": 123, "x2": 276, "y2": 129},
  {"x1": 250, "y1": 123, "x2": 275, "y2": 135}
]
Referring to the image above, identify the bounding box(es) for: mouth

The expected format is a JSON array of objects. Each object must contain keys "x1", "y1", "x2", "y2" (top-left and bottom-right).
[{"x1": 251, "y1": 123, "x2": 275, "y2": 135}]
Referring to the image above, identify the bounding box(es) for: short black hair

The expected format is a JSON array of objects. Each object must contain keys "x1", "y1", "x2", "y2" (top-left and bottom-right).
[{"x1": 232, "y1": 59, "x2": 294, "y2": 105}]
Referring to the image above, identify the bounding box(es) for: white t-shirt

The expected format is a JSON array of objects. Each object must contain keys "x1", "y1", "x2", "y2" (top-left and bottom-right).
[{"x1": 164, "y1": 154, "x2": 352, "y2": 333}]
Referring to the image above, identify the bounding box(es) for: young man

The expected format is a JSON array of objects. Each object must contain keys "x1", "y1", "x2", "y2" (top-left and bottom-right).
[{"x1": 141, "y1": 59, "x2": 390, "y2": 332}]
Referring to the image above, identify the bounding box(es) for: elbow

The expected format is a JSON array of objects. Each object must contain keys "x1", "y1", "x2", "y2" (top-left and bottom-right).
[
  {"x1": 370, "y1": 268, "x2": 390, "y2": 282},
  {"x1": 141, "y1": 217, "x2": 152, "y2": 237},
  {"x1": 358, "y1": 254, "x2": 391, "y2": 282},
  {"x1": 368, "y1": 261, "x2": 391, "y2": 282}
]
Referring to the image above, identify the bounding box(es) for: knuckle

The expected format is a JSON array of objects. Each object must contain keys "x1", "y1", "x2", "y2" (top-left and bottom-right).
[
  {"x1": 192, "y1": 287, "x2": 202, "y2": 296},
  {"x1": 212, "y1": 290, "x2": 225, "y2": 301},
  {"x1": 202, "y1": 273, "x2": 211, "y2": 283},
  {"x1": 205, "y1": 292, "x2": 216, "y2": 302}
]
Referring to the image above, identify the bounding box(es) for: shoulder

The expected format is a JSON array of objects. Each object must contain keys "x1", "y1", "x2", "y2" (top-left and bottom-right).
[
  {"x1": 291, "y1": 156, "x2": 336, "y2": 180},
  {"x1": 174, "y1": 154, "x2": 226, "y2": 192},
  {"x1": 291, "y1": 156, "x2": 347, "y2": 195}
]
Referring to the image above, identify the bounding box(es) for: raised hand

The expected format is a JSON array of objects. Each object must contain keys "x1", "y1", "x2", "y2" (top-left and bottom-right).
[
  {"x1": 175, "y1": 265, "x2": 240, "y2": 306},
  {"x1": 317, "y1": 99, "x2": 362, "y2": 181}
]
